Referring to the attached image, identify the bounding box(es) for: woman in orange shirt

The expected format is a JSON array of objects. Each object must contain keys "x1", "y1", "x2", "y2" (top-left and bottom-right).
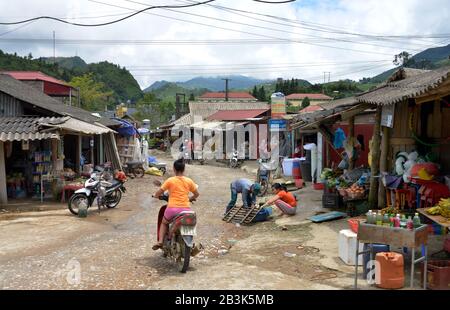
[
  {"x1": 152, "y1": 159, "x2": 199, "y2": 250},
  {"x1": 261, "y1": 183, "x2": 297, "y2": 215}
]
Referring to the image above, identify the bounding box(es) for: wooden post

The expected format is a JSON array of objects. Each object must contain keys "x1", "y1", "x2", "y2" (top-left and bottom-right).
[
  {"x1": 90, "y1": 135, "x2": 95, "y2": 165},
  {"x1": 99, "y1": 134, "x2": 104, "y2": 164},
  {"x1": 0, "y1": 142, "x2": 8, "y2": 205},
  {"x1": 348, "y1": 116, "x2": 355, "y2": 170},
  {"x1": 378, "y1": 126, "x2": 390, "y2": 208},
  {"x1": 75, "y1": 135, "x2": 81, "y2": 174},
  {"x1": 369, "y1": 107, "x2": 382, "y2": 209}
]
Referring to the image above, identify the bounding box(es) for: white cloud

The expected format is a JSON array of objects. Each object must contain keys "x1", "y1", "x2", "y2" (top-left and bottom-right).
[{"x1": 0, "y1": 0, "x2": 449, "y2": 89}]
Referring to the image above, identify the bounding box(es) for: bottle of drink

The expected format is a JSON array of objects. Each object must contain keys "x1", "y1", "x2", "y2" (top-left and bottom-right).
[
  {"x1": 394, "y1": 214, "x2": 401, "y2": 228},
  {"x1": 389, "y1": 215, "x2": 395, "y2": 227},
  {"x1": 376, "y1": 211, "x2": 382, "y2": 226},
  {"x1": 366, "y1": 210, "x2": 373, "y2": 224},
  {"x1": 407, "y1": 216, "x2": 414, "y2": 230},
  {"x1": 413, "y1": 213, "x2": 421, "y2": 228},
  {"x1": 383, "y1": 213, "x2": 390, "y2": 226},
  {"x1": 400, "y1": 214, "x2": 407, "y2": 229}
]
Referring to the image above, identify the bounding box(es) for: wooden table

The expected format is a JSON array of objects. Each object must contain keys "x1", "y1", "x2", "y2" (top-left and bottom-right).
[
  {"x1": 417, "y1": 208, "x2": 450, "y2": 228},
  {"x1": 354, "y1": 222, "x2": 428, "y2": 289}
]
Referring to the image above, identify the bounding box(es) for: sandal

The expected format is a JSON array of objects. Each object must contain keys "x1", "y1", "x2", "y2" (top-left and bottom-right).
[{"x1": 152, "y1": 243, "x2": 163, "y2": 251}]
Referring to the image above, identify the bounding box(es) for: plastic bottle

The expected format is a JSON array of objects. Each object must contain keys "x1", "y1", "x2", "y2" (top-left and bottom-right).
[
  {"x1": 400, "y1": 215, "x2": 407, "y2": 229},
  {"x1": 406, "y1": 216, "x2": 414, "y2": 230},
  {"x1": 389, "y1": 215, "x2": 395, "y2": 227},
  {"x1": 394, "y1": 214, "x2": 401, "y2": 228},
  {"x1": 376, "y1": 211, "x2": 383, "y2": 226},
  {"x1": 366, "y1": 210, "x2": 373, "y2": 224},
  {"x1": 383, "y1": 213, "x2": 390, "y2": 227},
  {"x1": 413, "y1": 213, "x2": 421, "y2": 228}
]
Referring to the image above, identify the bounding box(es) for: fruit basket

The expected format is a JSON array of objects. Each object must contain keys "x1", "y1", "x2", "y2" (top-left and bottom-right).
[{"x1": 346, "y1": 183, "x2": 366, "y2": 199}]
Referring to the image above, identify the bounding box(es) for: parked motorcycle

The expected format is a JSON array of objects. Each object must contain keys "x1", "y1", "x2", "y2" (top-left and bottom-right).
[
  {"x1": 154, "y1": 193, "x2": 197, "y2": 273},
  {"x1": 68, "y1": 170, "x2": 126, "y2": 215},
  {"x1": 256, "y1": 158, "x2": 278, "y2": 196},
  {"x1": 229, "y1": 149, "x2": 244, "y2": 168}
]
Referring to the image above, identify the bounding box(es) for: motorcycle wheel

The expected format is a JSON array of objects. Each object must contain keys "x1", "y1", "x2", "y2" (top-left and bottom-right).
[
  {"x1": 259, "y1": 179, "x2": 269, "y2": 197},
  {"x1": 230, "y1": 159, "x2": 238, "y2": 168},
  {"x1": 133, "y1": 167, "x2": 145, "y2": 178},
  {"x1": 68, "y1": 193, "x2": 88, "y2": 215},
  {"x1": 176, "y1": 235, "x2": 191, "y2": 273},
  {"x1": 105, "y1": 189, "x2": 122, "y2": 208}
]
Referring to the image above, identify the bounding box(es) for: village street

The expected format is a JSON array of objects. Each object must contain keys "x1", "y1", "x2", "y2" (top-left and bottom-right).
[{"x1": 0, "y1": 151, "x2": 367, "y2": 290}]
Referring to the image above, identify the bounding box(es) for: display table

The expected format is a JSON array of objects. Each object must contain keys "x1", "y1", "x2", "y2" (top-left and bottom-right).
[
  {"x1": 354, "y1": 222, "x2": 428, "y2": 289},
  {"x1": 417, "y1": 208, "x2": 450, "y2": 228}
]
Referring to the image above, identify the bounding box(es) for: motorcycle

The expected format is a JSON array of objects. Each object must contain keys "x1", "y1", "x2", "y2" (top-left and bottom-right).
[
  {"x1": 256, "y1": 158, "x2": 278, "y2": 196},
  {"x1": 68, "y1": 169, "x2": 126, "y2": 215},
  {"x1": 123, "y1": 161, "x2": 145, "y2": 178},
  {"x1": 154, "y1": 193, "x2": 197, "y2": 273},
  {"x1": 229, "y1": 149, "x2": 244, "y2": 168}
]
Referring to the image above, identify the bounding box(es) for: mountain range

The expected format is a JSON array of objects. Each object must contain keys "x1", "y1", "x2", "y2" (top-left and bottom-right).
[{"x1": 144, "y1": 75, "x2": 274, "y2": 92}]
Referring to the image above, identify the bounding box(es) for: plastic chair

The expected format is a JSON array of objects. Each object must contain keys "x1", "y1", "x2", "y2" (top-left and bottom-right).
[
  {"x1": 386, "y1": 188, "x2": 395, "y2": 208},
  {"x1": 395, "y1": 189, "x2": 409, "y2": 210}
]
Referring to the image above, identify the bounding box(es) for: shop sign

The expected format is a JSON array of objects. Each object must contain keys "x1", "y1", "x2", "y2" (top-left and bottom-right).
[
  {"x1": 381, "y1": 104, "x2": 395, "y2": 128},
  {"x1": 271, "y1": 92, "x2": 286, "y2": 119},
  {"x1": 269, "y1": 119, "x2": 287, "y2": 132}
]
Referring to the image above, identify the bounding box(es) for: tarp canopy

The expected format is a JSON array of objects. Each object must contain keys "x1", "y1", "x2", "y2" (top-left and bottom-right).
[{"x1": 113, "y1": 118, "x2": 137, "y2": 136}]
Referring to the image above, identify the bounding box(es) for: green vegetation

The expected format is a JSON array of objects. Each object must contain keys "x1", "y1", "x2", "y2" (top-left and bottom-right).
[
  {"x1": 301, "y1": 97, "x2": 310, "y2": 108},
  {"x1": 133, "y1": 93, "x2": 175, "y2": 128},
  {"x1": 69, "y1": 73, "x2": 114, "y2": 111},
  {"x1": 0, "y1": 51, "x2": 143, "y2": 108}
]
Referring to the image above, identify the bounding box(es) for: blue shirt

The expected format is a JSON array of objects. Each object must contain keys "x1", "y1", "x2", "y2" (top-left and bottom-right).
[{"x1": 231, "y1": 178, "x2": 256, "y2": 207}]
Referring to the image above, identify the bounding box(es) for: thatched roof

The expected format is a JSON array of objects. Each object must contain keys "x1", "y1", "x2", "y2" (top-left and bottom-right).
[{"x1": 356, "y1": 66, "x2": 450, "y2": 105}]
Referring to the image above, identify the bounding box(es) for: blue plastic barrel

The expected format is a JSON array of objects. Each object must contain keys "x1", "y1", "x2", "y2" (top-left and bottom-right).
[{"x1": 363, "y1": 243, "x2": 390, "y2": 279}]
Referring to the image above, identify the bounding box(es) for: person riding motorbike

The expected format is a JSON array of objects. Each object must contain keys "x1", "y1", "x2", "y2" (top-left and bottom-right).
[{"x1": 152, "y1": 159, "x2": 199, "y2": 250}]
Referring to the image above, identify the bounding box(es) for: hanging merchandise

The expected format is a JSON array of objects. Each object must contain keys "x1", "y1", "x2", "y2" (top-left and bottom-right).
[{"x1": 333, "y1": 128, "x2": 346, "y2": 149}]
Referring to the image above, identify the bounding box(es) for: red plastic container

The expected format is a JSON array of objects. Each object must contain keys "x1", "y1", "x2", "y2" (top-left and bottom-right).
[
  {"x1": 348, "y1": 219, "x2": 359, "y2": 233},
  {"x1": 313, "y1": 183, "x2": 324, "y2": 190},
  {"x1": 375, "y1": 252, "x2": 405, "y2": 289}
]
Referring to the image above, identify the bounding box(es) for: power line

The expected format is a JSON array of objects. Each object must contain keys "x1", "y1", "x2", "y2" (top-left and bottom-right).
[
  {"x1": 0, "y1": 0, "x2": 217, "y2": 26},
  {"x1": 125, "y1": 0, "x2": 425, "y2": 52},
  {"x1": 90, "y1": 0, "x2": 395, "y2": 56}
]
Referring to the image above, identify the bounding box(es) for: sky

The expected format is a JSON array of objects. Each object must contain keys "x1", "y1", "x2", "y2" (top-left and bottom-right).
[{"x1": 0, "y1": 0, "x2": 449, "y2": 89}]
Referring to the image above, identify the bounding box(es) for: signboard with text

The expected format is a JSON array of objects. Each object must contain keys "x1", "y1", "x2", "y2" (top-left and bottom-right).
[{"x1": 271, "y1": 92, "x2": 286, "y2": 119}]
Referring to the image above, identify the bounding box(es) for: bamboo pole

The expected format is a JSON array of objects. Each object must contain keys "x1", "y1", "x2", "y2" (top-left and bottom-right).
[
  {"x1": 378, "y1": 126, "x2": 390, "y2": 208},
  {"x1": 369, "y1": 107, "x2": 382, "y2": 209}
]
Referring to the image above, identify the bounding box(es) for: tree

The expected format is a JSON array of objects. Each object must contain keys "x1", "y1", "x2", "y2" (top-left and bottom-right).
[
  {"x1": 69, "y1": 73, "x2": 113, "y2": 111},
  {"x1": 189, "y1": 93, "x2": 195, "y2": 101},
  {"x1": 135, "y1": 92, "x2": 175, "y2": 127},
  {"x1": 252, "y1": 85, "x2": 258, "y2": 99},
  {"x1": 393, "y1": 51, "x2": 411, "y2": 67},
  {"x1": 258, "y1": 86, "x2": 266, "y2": 101},
  {"x1": 301, "y1": 97, "x2": 310, "y2": 109}
]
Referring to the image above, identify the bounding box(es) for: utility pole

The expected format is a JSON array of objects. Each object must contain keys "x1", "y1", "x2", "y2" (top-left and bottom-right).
[
  {"x1": 175, "y1": 93, "x2": 186, "y2": 118},
  {"x1": 222, "y1": 78, "x2": 231, "y2": 101},
  {"x1": 322, "y1": 72, "x2": 331, "y2": 94},
  {"x1": 52, "y1": 31, "x2": 56, "y2": 64}
]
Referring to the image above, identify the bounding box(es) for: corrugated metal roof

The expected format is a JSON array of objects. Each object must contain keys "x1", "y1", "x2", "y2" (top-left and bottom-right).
[
  {"x1": 189, "y1": 100, "x2": 270, "y2": 119},
  {"x1": 286, "y1": 93, "x2": 333, "y2": 100},
  {"x1": 207, "y1": 109, "x2": 269, "y2": 121},
  {"x1": 190, "y1": 120, "x2": 225, "y2": 130},
  {"x1": 0, "y1": 116, "x2": 63, "y2": 141},
  {"x1": 42, "y1": 117, "x2": 113, "y2": 135},
  {"x1": 2, "y1": 71, "x2": 70, "y2": 86},
  {"x1": 0, "y1": 74, "x2": 120, "y2": 127},
  {"x1": 319, "y1": 96, "x2": 357, "y2": 110},
  {"x1": 357, "y1": 66, "x2": 450, "y2": 105},
  {"x1": 199, "y1": 92, "x2": 256, "y2": 99}
]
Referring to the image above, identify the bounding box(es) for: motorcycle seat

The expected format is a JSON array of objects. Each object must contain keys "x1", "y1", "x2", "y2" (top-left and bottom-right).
[{"x1": 171, "y1": 210, "x2": 196, "y2": 222}]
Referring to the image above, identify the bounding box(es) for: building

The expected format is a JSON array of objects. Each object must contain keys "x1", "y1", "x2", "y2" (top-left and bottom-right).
[
  {"x1": 0, "y1": 73, "x2": 121, "y2": 205},
  {"x1": 1, "y1": 71, "x2": 79, "y2": 106},
  {"x1": 198, "y1": 92, "x2": 257, "y2": 102},
  {"x1": 285, "y1": 93, "x2": 333, "y2": 107}
]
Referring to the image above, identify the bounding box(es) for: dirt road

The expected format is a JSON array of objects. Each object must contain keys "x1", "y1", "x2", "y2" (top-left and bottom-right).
[{"x1": 0, "y1": 153, "x2": 362, "y2": 290}]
